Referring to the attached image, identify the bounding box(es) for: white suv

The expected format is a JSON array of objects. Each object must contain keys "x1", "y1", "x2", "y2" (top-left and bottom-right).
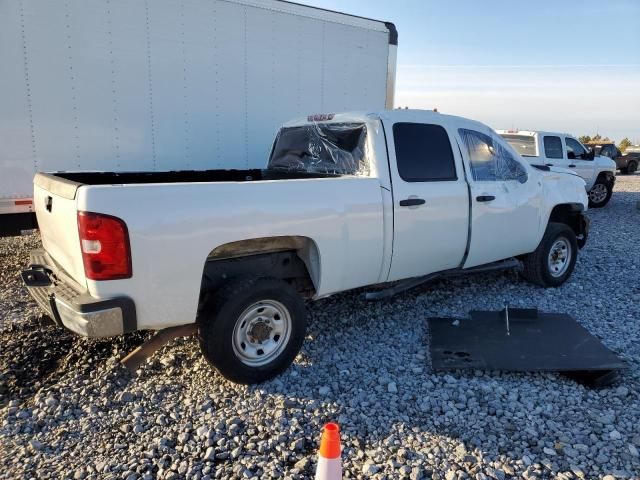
[{"x1": 498, "y1": 130, "x2": 616, "y2": 208}]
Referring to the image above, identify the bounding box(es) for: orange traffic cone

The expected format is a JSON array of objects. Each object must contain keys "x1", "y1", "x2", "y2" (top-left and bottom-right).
[{"x1": 315, "y1": 423, "x2": 342, "y2": 480}]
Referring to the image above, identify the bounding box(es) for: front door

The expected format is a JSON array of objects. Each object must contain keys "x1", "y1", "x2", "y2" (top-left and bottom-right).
[
  {"x1": 456, "y1": 127, "x2": 541, "y2": 268},
  {"x1": 564, "y1": 136, "x2": 595, "y2": 188},
  {"x1": 386, "y1": 121, "x2": 469, "y2": 281}
]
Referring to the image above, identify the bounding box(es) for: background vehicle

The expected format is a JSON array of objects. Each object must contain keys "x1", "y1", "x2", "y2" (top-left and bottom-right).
[
  {"x1": 23, "y1": 110, "x2": 589, "y2": 384},
  {"x1": 585, "y1": 142, "x2": 638, "y2": 174},
  {"x1": 590, "y1": 143, "x2": 639, "y2": 175},
  {"x1": 616, "y1": 151, "x2": 640, "y2": 174},
  {"x1": 0, "y1": 0, "x2": 397, "y2": 236},
  {"x1": 498, "y1": 130, "x2": 617, "y2": 208}
]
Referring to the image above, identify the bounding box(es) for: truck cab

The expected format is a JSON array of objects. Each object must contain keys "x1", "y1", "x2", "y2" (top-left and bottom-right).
[{"x1": 498, "y1": 130, "x2": 616, "y2": 207}]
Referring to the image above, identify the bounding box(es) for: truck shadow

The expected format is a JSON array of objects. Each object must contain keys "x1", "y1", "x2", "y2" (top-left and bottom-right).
[{"x1": 0, "y1": 316, "x2": 147, "y2": 407}]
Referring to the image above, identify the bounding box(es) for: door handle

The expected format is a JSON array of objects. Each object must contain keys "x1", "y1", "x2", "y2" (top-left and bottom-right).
[
  {"x1": 568, "y1": 164, "x2": 576, "y2": 168},
  {"x1": 476, "y1": 195, "x2": 495, "y2": 202},
  {"x1": 545, "y1": 163, "x2": 553, "y2": 166},
  {"x1": 399, "y1": 198, "x2": 425, "y2": 207}
]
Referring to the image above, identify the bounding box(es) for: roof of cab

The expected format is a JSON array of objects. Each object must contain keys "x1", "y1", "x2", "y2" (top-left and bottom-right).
[
  {"x1": 282, "y1": 109, "x2": 493, "y2": 133},
  {"x1": 497, "y1": 129, "x2": 573, "y2": 138}
]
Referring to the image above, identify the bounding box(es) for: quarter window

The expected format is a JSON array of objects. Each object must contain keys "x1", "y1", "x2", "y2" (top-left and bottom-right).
[
  {"x1": 543, "y1": 136, "x2": 563, "y2": 159},
  {"x1": 458, "y1": 128, "x2": 528, "y2": 183},
  {"x1": 393, "y1": 123, "x2": 457, "y2": 182}
]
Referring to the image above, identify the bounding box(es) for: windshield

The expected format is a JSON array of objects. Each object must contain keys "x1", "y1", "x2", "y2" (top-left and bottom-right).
[
  {"x1": 499, "y1": 134, "x2": 538, "y2": 157},
  {"x1": 268, "y1": 123, "x2": 368, "y2": 175}
]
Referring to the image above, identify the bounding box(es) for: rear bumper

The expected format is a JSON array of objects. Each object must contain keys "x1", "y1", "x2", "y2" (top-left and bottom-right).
[{"x1": 22, "y1": 250, "x2": 136, "y2": 337}]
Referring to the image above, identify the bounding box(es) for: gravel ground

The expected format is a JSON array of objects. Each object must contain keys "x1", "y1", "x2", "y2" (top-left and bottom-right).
[{"x1": 1, "y1": 175, "x2": 639, "y2": 480}]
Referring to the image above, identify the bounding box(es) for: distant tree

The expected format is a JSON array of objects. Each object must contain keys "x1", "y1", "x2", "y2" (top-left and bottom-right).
[
  {"x1": 580, "y1": 133, "x2": 614, "y2": 144},
  {"x1": 619, "y1": 137, "x2": 632, "y2": 153}
]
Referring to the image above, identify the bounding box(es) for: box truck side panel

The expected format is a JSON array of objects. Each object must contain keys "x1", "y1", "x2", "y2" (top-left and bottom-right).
[
  {"x1": 322, "y1": 22, "x2": 389, "y2": 114},
  {"x1": 0, "y1": 1, "x2": 34, "y2": 201},
  {"x1": 98, "y1": 0, "x2": 155, "y2": 171},
  {"x1": 147, "y1": 0, "x2": 192, "y2": 171},
  {"x1": 0, "y1": 0, "x2": 396, "y2": 234}
]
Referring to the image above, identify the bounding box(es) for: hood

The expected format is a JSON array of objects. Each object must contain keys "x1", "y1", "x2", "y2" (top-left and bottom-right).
[
  {"x1": 532, "y1": 164, "x2": 583, "y2": 179},
  {"x1": 536, "y1": 166, "x2": 588, "y2": 209},
  {"x1": 535, "y1": 164, "x2": 587, "y2": 188},
  {"x1": 594, "y1": 155, "x2": 617, "y2": 170},
  {"x1": 547, "y1": 165, "x2": 582, "y2": 177}
]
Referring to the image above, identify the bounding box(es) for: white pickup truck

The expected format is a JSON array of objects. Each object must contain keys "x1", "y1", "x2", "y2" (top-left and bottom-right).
[
  {"x1": 23, "y1": 110, "x2": 590, "y2": 384},
  {"x1": 497, "y1": 130, "x2": 617, "y2": 208}
]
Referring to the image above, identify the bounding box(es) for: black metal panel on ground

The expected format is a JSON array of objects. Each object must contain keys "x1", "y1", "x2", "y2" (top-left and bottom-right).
[{"x1": 428, "y1": 310, "x2": 625, "y2": 387}]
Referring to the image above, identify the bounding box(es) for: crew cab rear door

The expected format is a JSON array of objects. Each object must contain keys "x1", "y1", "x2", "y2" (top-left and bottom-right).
[
  {"x1": 456, "y1": 126, "x2": 541, "y2": 268},
  {"x1": 385, "y1": 118, "x2": 469, "y2": 281}
]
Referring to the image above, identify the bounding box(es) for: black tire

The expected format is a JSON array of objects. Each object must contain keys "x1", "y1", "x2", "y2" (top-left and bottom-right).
[
  {"x1": 588, "y1": 179, "x2": 613, "y2": 208},
  {"x1": 198, "y1": 276, "x2": 307, "y2": 384},
  {"x1": 627, "y1": 161, "x2": 637, "y2": 175},
  {"x1": 521, "y1": 222, "x2": 578, "y2": 288}
]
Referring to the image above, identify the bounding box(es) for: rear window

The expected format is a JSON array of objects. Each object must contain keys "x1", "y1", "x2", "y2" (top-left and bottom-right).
[
  {"x1": 500, "y1": 134, "x2": 537, "y2": 157},
  {"x1": 268, "y1": 123, "x2": 368, "y2": 175}
]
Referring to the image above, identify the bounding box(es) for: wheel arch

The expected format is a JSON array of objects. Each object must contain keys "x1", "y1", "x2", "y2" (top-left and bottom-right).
[
  {"x1": 596, "y1": 170, "x2": 615, "y2": 184},
  {"x1": 547, "y1": 203, "x2": 588, "y2": 249},
  {"x1": 200, "y1": 236, "x2": 321, "y2": 300}
]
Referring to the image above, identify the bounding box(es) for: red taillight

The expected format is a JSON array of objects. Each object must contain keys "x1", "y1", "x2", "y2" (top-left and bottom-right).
[{"x1": 77, "y1": 211, "x2": 132, "y2": 280}]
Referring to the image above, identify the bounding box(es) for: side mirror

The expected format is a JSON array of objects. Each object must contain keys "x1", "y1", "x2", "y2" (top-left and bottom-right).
[
  {"x1": 586, "y1": 150, "x2": 595, "y2": 160},
  {"x1": 568, "y1": 151, "x2": 576, "y2": 160}
]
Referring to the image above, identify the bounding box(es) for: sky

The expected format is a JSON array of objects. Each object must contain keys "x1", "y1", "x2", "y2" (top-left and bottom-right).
[{"x1": 304, "y1": 0, "x2": 640, "y2": 143}]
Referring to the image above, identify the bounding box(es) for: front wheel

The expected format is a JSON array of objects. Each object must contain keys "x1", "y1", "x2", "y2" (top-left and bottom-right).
[
  {"x1": 521, "y1": 222, "x2": 578, "y2": 287},
  {"x1": 627, "y1": 161, "x2": 637, "y2": 175},
  {"x1": 198, "y1": 277, "x2": 307, "y2": 384},
  {"x1": 588, "y1": 179, "x2": 613, "y2": 208}
]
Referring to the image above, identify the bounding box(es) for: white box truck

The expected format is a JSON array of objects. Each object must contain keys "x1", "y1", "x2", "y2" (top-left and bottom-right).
[{"x1": 0, "y1": 0, "x2": 397, "y2": 235}]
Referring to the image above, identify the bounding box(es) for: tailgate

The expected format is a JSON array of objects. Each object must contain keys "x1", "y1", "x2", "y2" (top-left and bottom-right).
[{"x1": 33, "y1": 173, "x2": 87, "y2": 287}]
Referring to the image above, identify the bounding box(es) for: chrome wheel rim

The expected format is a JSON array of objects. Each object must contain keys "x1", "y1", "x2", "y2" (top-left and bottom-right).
[
  {"x1": 589, "y1": 183, "x2": 608, "y2": 204},
  {"x1": 232, "y1": 300, "x2": 291, "y2": 367},
  {"x1": 547, "y1": 238, "x2": 572, "y2": 278}
]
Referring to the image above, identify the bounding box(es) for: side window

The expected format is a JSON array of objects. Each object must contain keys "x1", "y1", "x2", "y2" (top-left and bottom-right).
[
  {"x1": 393, "y1": 123, "x2": 457, "y2": 182},
  {"x1": 458, "y1": 128, "x2": 528, "y2": 183},
  {"x1": 543, "y1": 136, "x2": 563, "y2": 159},
  {"x1": 565, "y1": 137, "x2": 588, "y2": 160}
]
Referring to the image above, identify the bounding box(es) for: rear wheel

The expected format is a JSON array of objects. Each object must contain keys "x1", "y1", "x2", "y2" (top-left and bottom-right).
[
  {"x1": 521, "y1": 222, "x2": 578, "y2": 287},
  {"x1": 627, "y1": 161, "x2": 637, "y2": 175},
  {"x1": 198, "y1": 277, "x2": 307, "y2": 384},
  {"x1": 588, "y1": 179, "x2": 613, "y2": 208}
]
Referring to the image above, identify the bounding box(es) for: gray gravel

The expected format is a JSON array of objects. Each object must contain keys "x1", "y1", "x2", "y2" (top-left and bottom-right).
[{"x1": 1, "y1": 175, "x2": 640, "y2": 480}]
